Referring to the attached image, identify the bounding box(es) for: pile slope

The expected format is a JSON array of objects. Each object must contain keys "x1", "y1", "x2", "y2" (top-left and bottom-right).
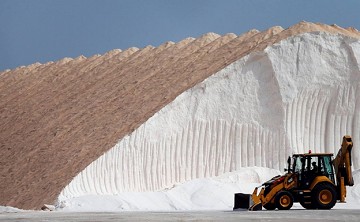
[{"x1": 1, "y1": 22, "x2": 360, "y2": 209}]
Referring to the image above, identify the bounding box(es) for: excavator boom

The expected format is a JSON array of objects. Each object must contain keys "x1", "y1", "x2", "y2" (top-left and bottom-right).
[{"x1": 333, "y1": 135, "x2": 354, "y2": 186}]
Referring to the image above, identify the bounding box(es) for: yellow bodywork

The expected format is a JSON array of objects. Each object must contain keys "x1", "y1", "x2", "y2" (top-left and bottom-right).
[
  {"x1": 309, "y1": 176, "x2": 334, "y2": 190},
  {"x1": 249, "y1": 173, "x2": 297, "y2": 210}
]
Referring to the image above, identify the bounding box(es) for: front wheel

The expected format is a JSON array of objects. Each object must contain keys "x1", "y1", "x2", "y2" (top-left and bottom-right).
[
  {"x1": 275, "y1": 191, "x2": 294, "y2": 210},
  {"x1": 312, "y1": 183, "x2": 337, "y2": 209}
]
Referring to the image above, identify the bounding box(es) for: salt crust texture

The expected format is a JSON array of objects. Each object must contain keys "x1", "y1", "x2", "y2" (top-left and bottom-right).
[{"x1": 59, "y1": 32, "x2": 360, "y2": 200}]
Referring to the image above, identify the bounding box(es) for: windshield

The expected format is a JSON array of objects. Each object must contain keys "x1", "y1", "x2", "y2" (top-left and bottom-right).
[{"x1": 294, "y1": 156, "x2": 302, "y2": 173}]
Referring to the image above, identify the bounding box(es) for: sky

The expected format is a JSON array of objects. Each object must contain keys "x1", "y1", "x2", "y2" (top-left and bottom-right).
[{"x1": 1, "y1": 0, "x2": 359, "y2": 71}]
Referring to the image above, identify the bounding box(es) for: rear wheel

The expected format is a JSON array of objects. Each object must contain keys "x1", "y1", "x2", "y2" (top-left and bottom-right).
[
  {"x1": 312, "y1": 183, "x2": 337, "y2": 209},
  {"x1": 275, "y1": 191, "x2": 294, "y2": 210}
]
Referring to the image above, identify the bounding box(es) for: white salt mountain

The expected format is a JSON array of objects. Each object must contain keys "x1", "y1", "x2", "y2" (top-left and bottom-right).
[{"x1": 59, "y1": 29, "x2": 360, "y2": 206}]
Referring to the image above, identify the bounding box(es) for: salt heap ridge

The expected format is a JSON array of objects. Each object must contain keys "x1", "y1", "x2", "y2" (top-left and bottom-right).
[{"x1": 59, "y1": 25, "x2": 360, "y2": 200}]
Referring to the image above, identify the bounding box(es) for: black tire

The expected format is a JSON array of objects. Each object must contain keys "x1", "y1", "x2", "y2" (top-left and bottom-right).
[
  {"x1": 263, "y1": 203, "x2": 276, "y2": 210},
  {"x1": 299, "y1": 201, "x2": 315, "y2": 209},
  {"x1": 275, "y1": 191, "x2": 294, "y2": 210},
  {"x1": 312, "y1": 183, "x2": 337, "y2": 209}
]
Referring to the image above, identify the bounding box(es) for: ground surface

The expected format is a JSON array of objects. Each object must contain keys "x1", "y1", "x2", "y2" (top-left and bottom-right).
[{"x1": 1, "y1": 209, "x2": 359, "y2": 222}]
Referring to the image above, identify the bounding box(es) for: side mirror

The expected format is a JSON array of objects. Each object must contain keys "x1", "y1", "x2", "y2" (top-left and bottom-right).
[{"x1": 287, "y1": 156, "x2": 292, "y2": 173}]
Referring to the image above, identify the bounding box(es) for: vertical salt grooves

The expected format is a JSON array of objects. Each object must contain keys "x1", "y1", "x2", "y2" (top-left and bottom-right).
[
  {"x1": 261, "y1": 129, "x2": 266, "y2": 167},
  {"x1": 265, "y1": 128, "x2": 272, "y2": 167},
  {"x1": 224, "y1": 121, "x2": 230, "y2": 174},
  {"x1": 280, "y1": 132, "x2": 285, "y2": 170},
  {"x1": 227, "y1": 120, "x2": 233, "y2": 172},
  {"x1": 254, "y1": 123, "x2": 259, "y2": 167},
  {"x1": 265, "y1": 131, "x2": 271, "y2": 167},
  {"x1": 345, "y1": 87, "x2": 353, "y2": 135},
  {"x1": 144, "y1": 140, "x2": 150, "y2": 191},
  {"x1": 319, "y1": 96, "x2": 328, "y2": 153},
  {"x1": 304, "y1": 91, "x2": 312, "y2": 151},
  {"x1": 192, "y1": 121, "x2": 199, "y2": 179},
  {"x1": 222, "y1": 120, "x2": 229, "y2": 175},
  {"x1": 204, "y1": 121, "x2": 210, "y2": 178},
  {"x1": 237, "y1": 123, "x2": 243, "y2": 168},
  {"x1": 149, "y1": 143, "x2": 154, "y2": 191},
  {"x1": 226, "y1": 120, "x2": 232, "y2": 172},
  {"x1": 184, "y1": 122, "x2": 191, "y2": 180},
  {"x1": 309, "y1": 90, "x2": 319, "y2": 152},
  {"x1": 334, "y1": 114, "x2": 341, "y2": 151},
  {"x1": 285, "y1": 101, "x2": 293, "y2": 152},
  {"x1": 284, "y1": 101, "x2": 288, "y2": 150},
  {"x1": 140, "y1": 139, "x2": 146, "y2": 191},
  {"x1": 274, "y1": 130, "x2": 279, "y2": 169},
  {"x1": 179, "y1": 127, "x2": 186, "y2": 182},
  {"x1": 219, "y1": 120, "x2": 225, "y2": 175},
  {"x1": 61, "y1": 120, "x2": 288, "y2": 199},
  {"x1": 170, "y1": 135, "x2": 175, "y2": 183},
  {"x1": 290, "y1": 96, "x2": 297, "y2": 151},
  {"x1": 234, "y1": 123, "x2": 241, "y2": 170},
  {"x1": 299, "y1": 90, "x2": 307, "y2": 151},
  {"x1": 219, "y1": 121, "x2": 226, "y2": 175},
  {"x1": 174, "y1": 132, "x2": 179, "y2": 184},
  {"x1": 294, "y1": 95, "x2": 301, "y2": 152},
  {"x1": 269, "y1": 131, "x2": 274, "y2": 168},
  {"x1": 198, "y1": 120, "x2": 205, "y2": 178},
  {"x1": 242, "y1": 124, "x2": 248, "y2": 167},
  {"x1": 278, "y1": 131, "x2": 282, "y2": 169},
  {"x1": 284, "y1": 87, "x2": 359, "y2": 156},
  {"x1": 248, "y1": 124, "x2": 254, "y2": 167},
  {"x1": 161, "y1": 138, "x2": 166, "y2": 189},
  {"x1": 206, "y1": 121, "x2": 211, "y2": 177},
  {"x1": 214, "y1": 120, "x2": 220, "y2": 176},
  {"x1": 60, "y1": 83, "x2": 360, "y2": 200},
  {"x1": 330, "y1": 115, "x2": 336, "y2": 154},
  {"x1": 229, "y1": 120, "x2": 236, "y2": 171},
  {"x1": 210, "y1": 120, "x2": 215, "y2": 176},
  {"x1": 159, "y1": 139, "x2": 165, "y2": 189},
  {"x1": 354, "y1": 84, "x2": 360, "y2": 169},
  {"x1": 135, "y1": 132, "x2": 141, "y2": 191}
]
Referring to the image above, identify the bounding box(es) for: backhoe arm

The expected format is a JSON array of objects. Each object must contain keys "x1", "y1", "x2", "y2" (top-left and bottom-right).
[{"x1": 333, "y1": 135, "x2": 354, "y2": 186}]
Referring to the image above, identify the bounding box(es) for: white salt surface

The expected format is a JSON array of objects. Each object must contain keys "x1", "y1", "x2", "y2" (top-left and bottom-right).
[
  {"x1": 60, "y1": 32, "x2": 360, "y2": 200},
  {"x1": 56, "y1": 167, "x2": 360, "y2": 212},
  {"x1": 0, "y1": 206, "x2": 24, "y2": 213}
]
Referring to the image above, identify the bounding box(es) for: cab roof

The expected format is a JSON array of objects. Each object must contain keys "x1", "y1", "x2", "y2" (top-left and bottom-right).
[{"x1": 293, "y1": 153, "x2": 333, "y2": 157}]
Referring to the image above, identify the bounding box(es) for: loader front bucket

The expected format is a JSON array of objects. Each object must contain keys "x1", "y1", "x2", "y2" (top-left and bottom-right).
[{"x1": 233, "y1": 188, "x2": 263, "y2": 211}]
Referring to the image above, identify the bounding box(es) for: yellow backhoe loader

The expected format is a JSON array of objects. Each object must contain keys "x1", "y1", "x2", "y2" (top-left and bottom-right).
[{"x1": 233, "y1": 135, "x2": 354, "y2": 210}]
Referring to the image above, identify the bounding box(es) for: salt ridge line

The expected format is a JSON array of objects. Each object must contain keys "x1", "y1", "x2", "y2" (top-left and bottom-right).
[{"x1": 59, "y1": 32, "x2": 360, "y2": 200}]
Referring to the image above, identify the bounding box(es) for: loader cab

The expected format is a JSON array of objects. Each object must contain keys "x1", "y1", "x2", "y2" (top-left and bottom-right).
[{"x1": 292, "y1": 153, "x2": 335, "y2": 189}]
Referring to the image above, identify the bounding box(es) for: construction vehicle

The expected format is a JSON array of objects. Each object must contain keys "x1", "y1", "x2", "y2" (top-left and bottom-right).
[{"x1": 233, "y1": 135, "x2": 354, "y2": 210}]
